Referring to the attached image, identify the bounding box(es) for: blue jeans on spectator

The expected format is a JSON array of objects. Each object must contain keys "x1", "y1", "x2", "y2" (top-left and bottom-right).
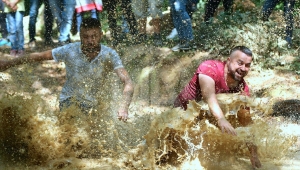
[
  {"x1": 262, "y1": 0, "x2": 295, "y2": 45},
  {"x1": 0, "y1": 0, "x2": 8, "y2": 39},
  {"x1": 76, "y1": 9, "x2": 98, "y2": 33},
  {"x1": 49, "y1": 0, "x2": 75, "y2": 42},
  {"x1": 169, "y1": 0, "x2": 193, "y2": 42},
  {"x1": 6, "y1": 11, "x2": 24, "y2": 50},
  {"x1": 29, "y1": 0, "x2": 53, "y2": 42}
]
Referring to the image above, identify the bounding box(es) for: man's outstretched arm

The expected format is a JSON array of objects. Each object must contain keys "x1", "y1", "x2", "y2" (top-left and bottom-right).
[
  {"x1": 0, "y1": 50, "x2": 53, "y2": 72},
  {"x1": 115, "y1": 67, "x2": 134, "y2": 122},
  {"x1": 198, "y1": 73, "x2": 237, "y2": 135}
]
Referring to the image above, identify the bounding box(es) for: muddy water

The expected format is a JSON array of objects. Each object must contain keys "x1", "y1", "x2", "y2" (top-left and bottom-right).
[
  {"x1": 0, "y1": 48, "x2": 299, "y2": 169},
  {"x1": 0, "y1": 89, "x2": 298, "y2": 169}
]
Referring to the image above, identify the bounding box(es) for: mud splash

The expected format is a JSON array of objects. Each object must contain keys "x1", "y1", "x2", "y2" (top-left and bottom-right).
[{"x1": 0, "y1": 91, "x2": 297, "y2": 169}]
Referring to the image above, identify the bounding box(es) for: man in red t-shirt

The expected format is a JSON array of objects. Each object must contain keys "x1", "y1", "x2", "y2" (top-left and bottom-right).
[{"x1": 174, "y1": 46, "x2": 261, "y2": 168}]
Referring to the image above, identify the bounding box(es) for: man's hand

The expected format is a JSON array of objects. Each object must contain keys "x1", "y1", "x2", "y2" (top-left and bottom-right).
[
  {"x1": 117, "y1": 108, "x2": 128, "y2": 122},
  {"x1": 218, "y1": 117, "x2": 237, "y2": 136}
]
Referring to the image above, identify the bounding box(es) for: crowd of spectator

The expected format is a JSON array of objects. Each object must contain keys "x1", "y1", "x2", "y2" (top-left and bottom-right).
[{"x1": 0, "y1": 0, "x2": 296, "y2": 57}]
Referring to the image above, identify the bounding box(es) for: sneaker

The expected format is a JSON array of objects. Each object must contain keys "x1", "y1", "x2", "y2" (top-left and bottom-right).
[
  {"x1": 10, "y1": 49, "x2": 17, "y2": 57},
  {"x1": 0, "y1": 39, "x2": 10, "y2": 47},
  {"x1": 16, "y1": 50, "x2": 25, "y2": 58},
  {"x1": 153, "y1": 33, "x2": 163, "y2": 47},
  {"x1": 28, "y1": 40, "x2": 36, "y2": 49},
  {"x1": 166, "y1": 28, "x2": 178, "y2": 39},
  {"x1": 171, "y1": 44, "x2": 180, "y2": 52},
  {"x1": 171, "y1": 41, "x2": 191, "y2": 52}
]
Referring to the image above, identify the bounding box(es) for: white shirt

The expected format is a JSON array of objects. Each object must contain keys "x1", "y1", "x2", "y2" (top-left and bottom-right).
[{"x1": 52, "y1": 42, "x2": 124, "y2": 106}]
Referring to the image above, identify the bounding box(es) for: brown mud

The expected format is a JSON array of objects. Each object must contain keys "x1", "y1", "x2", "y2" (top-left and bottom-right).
[
  {"x1": 1, "y1": 7, "x2": 300, "y2": 169},
  {"x1": 1, "y1": 42, "x2": 300, "y2": 169}
]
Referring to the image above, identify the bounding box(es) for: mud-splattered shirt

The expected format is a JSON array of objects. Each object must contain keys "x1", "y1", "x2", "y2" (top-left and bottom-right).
[
  {"x1": 174, "y1": 60, "x2": 249, "y2": 110},
  {"x1": 52, "y1": 42, "x2": 124, "y2": 106}
]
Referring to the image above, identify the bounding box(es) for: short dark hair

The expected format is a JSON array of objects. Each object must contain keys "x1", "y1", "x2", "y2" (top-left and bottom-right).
[
  {"x1": 80, "y1": 18, "x2": 102, "y2": 31},
  {"x1": 230, "y1": 46, "x2": 253, "y2": 58}
]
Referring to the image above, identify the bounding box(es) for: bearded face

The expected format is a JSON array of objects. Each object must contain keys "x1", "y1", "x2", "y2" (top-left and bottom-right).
[
  {"x1": 80, "y1": 27, "x2": 102, "y2": 52},
  {"x1": 227, "y1": 51, "x2": 252, "y2": 82}
]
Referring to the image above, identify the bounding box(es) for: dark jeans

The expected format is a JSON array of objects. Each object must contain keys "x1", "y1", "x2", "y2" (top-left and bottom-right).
[
  {"x1": 186, "y1": 0, "x2": 199, "y2": 19},
  {"x1": 204, "y1": 0, "x2": 233, "y2": 22},
  {"x1": 169, "y1": 0, "x2": 194, "y2": 42},
  {"x1": 7, "y1": 11, "x2": 24, "y2": 50},
  {"x1": 49, "y1": 0, "x2": 76, "y2": 42},
  {"x1": 29, "y1": 0, "x2": 53, "y2": 42},
  {"x1": 0, "y1": 0, "x2": 8, "y2": 38},
  {"x1": 262, "y1": 0, "x2": 295, "y2": 44},
  {"x1": 103, "y1": 0, "x2": 138, "y2": 40}
]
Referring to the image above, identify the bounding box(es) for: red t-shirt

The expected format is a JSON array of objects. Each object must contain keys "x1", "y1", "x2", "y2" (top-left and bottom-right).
[{"x1": 174, "y1": 60, "x2": 249, "y2": 110}]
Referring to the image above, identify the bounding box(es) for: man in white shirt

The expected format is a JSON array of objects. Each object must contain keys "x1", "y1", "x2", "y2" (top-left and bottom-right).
[{"x1": 0, "y1": 18, "x2": 134, "y2": 121}]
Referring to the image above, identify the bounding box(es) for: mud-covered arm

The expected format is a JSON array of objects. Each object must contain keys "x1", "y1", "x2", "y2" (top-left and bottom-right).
[
  {"x1": 115, "y1": 67, "x2": 134, "y2": 122},
  {"x1": 0, "y1": 50, "x2": 53, "y2": 72},
  {"x1": 198, "y1": 73, "x2": 237, "y2": 135}
]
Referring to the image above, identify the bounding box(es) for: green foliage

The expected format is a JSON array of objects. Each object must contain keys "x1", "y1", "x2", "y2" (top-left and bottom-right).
[
  {"x1": 191, "y1": 7, "x2": 299, "y2": 74},
  {"x1": 290, "y1": 58, "x2": 300, "y2": 74}
]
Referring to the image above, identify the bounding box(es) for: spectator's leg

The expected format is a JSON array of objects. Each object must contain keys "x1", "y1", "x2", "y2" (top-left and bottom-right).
[
  {"x1": 204, "y1": 0, "x2": 221, "y2": 23},
  {"x1": 76, "y1": 12, "x2": 82, "y2": 33},
  {"x1": 90, "y1": 9, "x2": 98, "y2": 19},
  {"x1": 6, "y1": 12, "x2": 17, "y2": 51},
  {"x1": 170, "y1": 0, "x2": 193, "y2": 42},
  {"x1": 121, "y1": 0, "x2": 138, "y2": 35},
  {"x1": 103, "y1": 0, "x2": 119, "y2": 41},
  {"x1": 48, "y1": 0, "x2": 62, "y2": 27},
  {"x1": 58, "y1": 0, "x2": 75, "y2": 43},
  {"x1": 223, "y1": 0, "x2": 233, "y2": 15},
  {"x1": 149, "y1": 0, "x2": 162, "y2": 34},
  {"x1": 15, "y1": 11, "x2": 25, "y2": 56},
  {"x1": 0, "y1": 0, "x2": 8, "y2": 40},
  {"x1": 0, "y1": 13, "x2": 8, "y2": 39},
  {"x1": 28, "y1": 0, "x2": 39, "y2": 43},
  {"x1": 283, "y1": 0, "x2": 295, "y2": 46},
  {"x1": 44, "y1": 0, "x2": 54, "y2": 42},
  {"x1": 149, "y1": 0, "x2": 163, "y2": 46},
  {"x1": 261, "y1": 0, "x2": 280, "y2": 21},
  {"x1": 132, "y1": 0, "x2": 148, "y2": 37},
  {"x1": 186, "y1": 0, "x2": 198, "y2": 19}
]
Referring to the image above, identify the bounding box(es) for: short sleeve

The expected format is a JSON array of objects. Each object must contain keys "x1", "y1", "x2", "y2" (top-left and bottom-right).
[
  {"x1": 52, "y1": 45, "x2": 71, "y2": 62},
  {"x1": 108, "y1": 48, "x2": 124, "y2": 70},
  {"x1": 196, "y1": 60, "x2": 219, "y2": 81}
]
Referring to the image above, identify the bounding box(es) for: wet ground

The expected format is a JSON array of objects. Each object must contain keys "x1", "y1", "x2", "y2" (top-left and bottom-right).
[{"x1": 1, "y1": 10, "x2": 300, "y2": 169}]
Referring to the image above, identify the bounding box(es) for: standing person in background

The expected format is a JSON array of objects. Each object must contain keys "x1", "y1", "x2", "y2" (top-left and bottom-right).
[
  {"x1": 0, "y1": 0, "x2": 10, "y2": 47},
  {"x1": 169, "y1": 0, "x2": 194, "y2": 51},
  {"x1": 166, "y1": 0, "x2": 199, "y2": 40},
  {"x1": 204, "y1": 0, "x2": 233, "y2": 23},
  {"x1": 103, "y1": 0, "x2": 138, "y2": 47},
  {"x1": 28, "y1": 0, "x2": 54, "y2": 49},
  {"x1": 131, "y1": 0, "x2": 163, "y2": 46},
  {"x1": 3, "y1": 0, "x2": 25, "y2": 57},
  {"x1": 49, "y1": 0, "x2": 75, "y2": 46},
  {"x1": 261, "y1": 0, "x2": 295, "y2": 48},
  {"x1": 75, "y1": 0, "x2": 103, "y2": 34}
]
